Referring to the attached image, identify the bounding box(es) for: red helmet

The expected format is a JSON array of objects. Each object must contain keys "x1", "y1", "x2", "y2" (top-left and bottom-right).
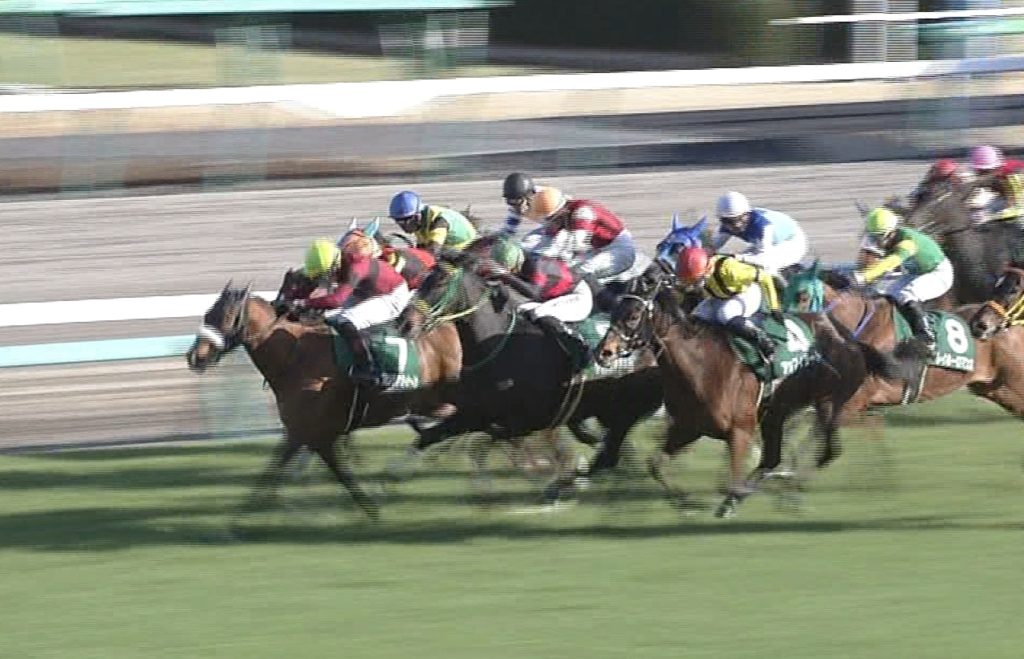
[
  {"x1": 677, "y1": 247, "x2": 710, "y2": 284},
  {"x1": 930, "y1": 158, "x2": 959, "y2": 180}
]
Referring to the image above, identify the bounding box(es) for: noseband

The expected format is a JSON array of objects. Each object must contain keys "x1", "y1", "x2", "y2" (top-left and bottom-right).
[
  {"x1": 982, "y1": 267, "x2": 1024, "y2": 331},
  {"x1": 199, "y1": 290, "x2": 251, "y2": 354}
]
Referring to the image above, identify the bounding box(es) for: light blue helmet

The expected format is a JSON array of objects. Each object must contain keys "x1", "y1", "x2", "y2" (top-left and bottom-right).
[{"x1": 389, "y1": 190, "x2": 423, "y2": 226}]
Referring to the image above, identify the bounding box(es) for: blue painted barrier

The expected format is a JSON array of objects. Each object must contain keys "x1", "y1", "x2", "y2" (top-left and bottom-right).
[{"x1": 0, "y1": 335, "x2": 194, "y2": 368}]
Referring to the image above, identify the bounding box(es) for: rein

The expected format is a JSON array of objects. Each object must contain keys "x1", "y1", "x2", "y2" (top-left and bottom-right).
[{"x1": 413, "y1": 264, "x2": 518, "y2": 373}]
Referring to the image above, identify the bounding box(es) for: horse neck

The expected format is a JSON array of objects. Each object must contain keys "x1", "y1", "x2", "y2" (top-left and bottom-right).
[
  {"x1": 450, "y1": 278, "x2": 515, "y2": 361},
  {"x1": 241, "y1": 298, "x2": 299, "y2": 386},
  {"x1": 649, "y1": 291, "x2": 711, "y2": 385}
]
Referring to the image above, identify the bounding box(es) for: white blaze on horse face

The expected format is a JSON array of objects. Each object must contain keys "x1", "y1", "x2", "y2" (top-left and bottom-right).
[{"x1": 198, "y1": 324, "x2": 226, "y2": 349}]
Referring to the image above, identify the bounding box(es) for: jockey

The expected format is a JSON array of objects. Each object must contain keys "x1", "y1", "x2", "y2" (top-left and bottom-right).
[
  {"x1": 841, "y1": 207, "x2": 953, "y2": 355},
  {"x1": 338, "y1": 231, "x2": 435, "y2": 290},
  {"x1": 909, "y1": 158, "x2": 971, "y2": 209},
  {"x1": 289, "y1": 238, "x2": 412, "y2": 384},
  {"x1": 519, "y1": 186, "x2": 637, "y2": 281},
  {"x1": 388, "y1": 191, "x2": 477, "y2": 255},
  {"x1": 676, "y1": 246, "x2": 782, "y2": 359},
  {"x1": 485, "y1": 237, "x2": 594, "y2": 368},
  {"x1": 709, "y1": 191, "x2": 808, "y2": 277},
  {"x1": 500, "y1": 172, "x2": 538, "y2": 236},
  {"x1": 968, "y1": 145, "x2": 1024, "y2": 223}
]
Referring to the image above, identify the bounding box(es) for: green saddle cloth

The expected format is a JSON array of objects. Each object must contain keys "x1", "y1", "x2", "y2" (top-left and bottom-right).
[
  {"x1": 331, "y1": 325, "x2": 422, "y2": 390},
  {"x1": 891, "y1": 308, "x2": 976, "y2": 372},
  {"x1": 726, "y1": 314, "x2": 819, "y2": 382}
]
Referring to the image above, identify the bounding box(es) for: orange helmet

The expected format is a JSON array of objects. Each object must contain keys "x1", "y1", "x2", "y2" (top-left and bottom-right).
[
  {"x1": 677, "y1": 247, "x2": 711, "y2": 285},
  {"x1": 527, "y1": 186, "x2": 567, "y2": 221},
  {"x1": 340, "y1": 232, "x2": 380, "y2": 261}
]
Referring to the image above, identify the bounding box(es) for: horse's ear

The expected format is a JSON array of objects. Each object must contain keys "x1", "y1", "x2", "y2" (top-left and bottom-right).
[
  {"x1": 854, "y1": 200, "x2": 870, "y2": 218},
  {"x1": 693, "y1": 215, "x2": 707, "y2": 234},
  {"x1": 809, "y1": 259, "x2": 821, "y2": 278},
  {"x1": 365, "y1": 217, "x2": 380, "y2": 238},
  {"x1": 223, "y1": 279, "x2": 234, "y2": 294},
  {"x1": 349, "y1": 217, "x2": 359, "y2": 231},
  {"x1": 670, "y1": 213, "x2": 682, "y2": 232},
  {"x1": 243, "y1": 281, "x2": 254, "y2": 297}
]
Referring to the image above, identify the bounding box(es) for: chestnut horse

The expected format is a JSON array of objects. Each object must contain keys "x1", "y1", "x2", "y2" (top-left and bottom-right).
[
  {"x1": 779, "y1": 266, "x2": 1024, "y2": 474},
  {"x1": 186, "y1": 282, "x2": 461, "y2": 520},
  {"x1": 595, "y1": 269, "x2": 901, "y2": 518}
]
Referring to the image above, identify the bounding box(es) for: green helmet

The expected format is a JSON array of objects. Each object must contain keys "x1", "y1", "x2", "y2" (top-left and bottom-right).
[
  {"x1": 305, "y1": 239, "x2": 341, "y2": 278},
  {"x1": 490, "y1": 237, "x2": 525, "y2": 272},
  {"x1": 865, "y1": 207, "x2": 900, "y2": 237}
]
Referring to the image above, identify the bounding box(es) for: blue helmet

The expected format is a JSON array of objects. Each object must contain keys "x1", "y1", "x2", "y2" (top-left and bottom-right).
[{"x1": 389, "y1": 191, "x2": 423, "y2": 221}]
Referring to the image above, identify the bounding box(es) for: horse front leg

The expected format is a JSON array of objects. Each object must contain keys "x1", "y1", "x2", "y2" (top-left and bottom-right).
[
  {"x1": 714, "y1": 425, "x2": 757, "y2": 519},
  {"x1": 649, "y1": 421, "x2": 704, "y2": 513}
]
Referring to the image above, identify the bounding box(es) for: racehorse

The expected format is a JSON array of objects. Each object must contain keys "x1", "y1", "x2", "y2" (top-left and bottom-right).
[
  {"x1": 396, "y1": 249, "x2": 664, "y2": 497},
  {"x1": 185, "y1": 282, "x2": 462, "y2": 520},
  {"x1": 888, "y1": 178, "x2": 1023, "y2": 305},
  {"x1": 781, "y1": 265, "x2": 1024, "y2": 474},
  {"x1": 594, "y1": 267, "x2": 901, "y2": 518}
]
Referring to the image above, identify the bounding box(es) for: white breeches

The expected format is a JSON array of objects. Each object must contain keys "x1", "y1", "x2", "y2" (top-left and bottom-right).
[
  {"x1": 873, "y1": 258, "x2": 953, "y2": 305},
  {"x1": 323, "y1": 282, "x2": 411, "y2": 330},
  {"x1": 693, "y1": 285, "x2": 763, "y2": 325},
  {"x1": 577, "y1": 230, "x2": 637, "y2": 280},
  {"x1": 739, "y1": 226, "x2": 808, "y2": 276},
  {"x1": 518, "y1": 281, "x2": 594, "y2": 324}
]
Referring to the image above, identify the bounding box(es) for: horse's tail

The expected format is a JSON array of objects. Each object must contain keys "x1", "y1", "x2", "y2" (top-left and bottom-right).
[{"x1": 827, "y1": 311, "x2": 904, "y2": 383}]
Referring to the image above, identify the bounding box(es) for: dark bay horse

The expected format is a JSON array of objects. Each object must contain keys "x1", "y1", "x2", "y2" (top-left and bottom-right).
[
  {"x1": 889, "y1": 178, "x2": 1023, "y2": 305},
  {"x1": 784, "y1": 268, "x2": 1024, "y2": 460},
  {"x1": 595, "y1": 269, "x2": 901, "y2": 518},
  {"x1": 185, "y1": 282, "x2": 462, "y2": 520},
  {"x1": 396, "y1": 253, "x2": 664, "y2": 497}
]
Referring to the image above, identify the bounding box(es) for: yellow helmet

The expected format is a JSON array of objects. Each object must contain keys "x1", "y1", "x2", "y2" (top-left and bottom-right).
[
  {"x1": 527, "y1": 186, "x2": 567, "y2": 221},
  {"x1": 304, "y1": 239, "x2": 341, "y2": 278},
  {"x1": 865, "y1": 207, "x2": 900, "y2": 237}
]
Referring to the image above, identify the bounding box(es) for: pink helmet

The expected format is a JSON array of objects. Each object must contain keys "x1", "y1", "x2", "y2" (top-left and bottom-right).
[{"x1": 971, "y1": 145, "x2": 1004, "y2": 171}]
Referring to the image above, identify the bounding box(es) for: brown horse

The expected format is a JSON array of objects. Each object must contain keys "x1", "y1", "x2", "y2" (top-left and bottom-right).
[
  {"x1": 782, "y1": 269, "x2": 1024, "y2": 459},
  {"x1": 595, "y1": 269, "x2": 899, "y2": 518},
  {"x1": 185, "y1": 282, "x2": 462, "y2": 520}
]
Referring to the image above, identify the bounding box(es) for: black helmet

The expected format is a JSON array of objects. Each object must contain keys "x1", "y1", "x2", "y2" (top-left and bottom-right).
[{"x1": 503, "y1": 172, "x2": 535, "y2": 201}]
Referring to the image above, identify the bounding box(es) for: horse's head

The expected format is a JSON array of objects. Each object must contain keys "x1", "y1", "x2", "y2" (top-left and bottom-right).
[
  {"x1": 398, "y1": 251, "x2": 492, "y2": 339},
  {"x1": 970, "y1": 266, "x2": 1024, "y2": 340},
  {"x1": 596, "y1": 269, "x2": 671, "y2": 367},
  {"x1": 904, "y1": 179, "x2": 973, "y2": 237},
  {"x1": 186, "y1": 281, "x2": 254, "y2": 372},
  {"x1": 782, "y1": 260, "x2": 826, "y2": 314},
  {"x1": 655, "y1": 213, "x2": 708, "y2": 267}
]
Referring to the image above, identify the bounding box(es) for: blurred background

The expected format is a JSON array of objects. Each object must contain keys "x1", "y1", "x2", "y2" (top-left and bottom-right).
[{"x1": 1, "y1": 3, "x2": 1023, "y2": 657}]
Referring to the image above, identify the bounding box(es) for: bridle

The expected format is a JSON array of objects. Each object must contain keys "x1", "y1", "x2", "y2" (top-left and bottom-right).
[
  {"x1": 199, "y1": 289, "x2": 252, "y2": 358},
  {"x1": 981, "y1": 267, "x2": 1024, "y2": 331},
  {"x1": 604, "y1": 278, "x2": 670, "y2": 357}
]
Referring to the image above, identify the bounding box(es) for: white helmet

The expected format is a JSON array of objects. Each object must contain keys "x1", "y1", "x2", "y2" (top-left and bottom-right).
[{"x1": 716, "y1": 191, "x2": 751, "y2": 219}]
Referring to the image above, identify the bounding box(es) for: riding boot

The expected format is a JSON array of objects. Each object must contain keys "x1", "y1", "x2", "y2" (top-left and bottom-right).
[
  {"x1": 535, "y1": 315, "x2": 592, "y2": 371},
  {"x1": 726, "y1": 317, "x2": 776, "y2": 360},
  {"x1": 901, "y1": 300, "x2": 936, "y2": 357},
  {"x1": 332, "y1": 319, "x2": 380, "y2": 386}
]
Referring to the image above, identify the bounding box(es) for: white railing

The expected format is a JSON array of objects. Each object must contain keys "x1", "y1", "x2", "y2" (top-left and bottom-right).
[{"x1": 2, "y1": 54, "x2": 1023, "y2": 119}]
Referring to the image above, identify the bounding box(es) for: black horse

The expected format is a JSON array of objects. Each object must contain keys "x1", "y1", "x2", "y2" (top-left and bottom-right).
[{"x1": 397, "y1": 251, "x2": 665, "y2": 499}]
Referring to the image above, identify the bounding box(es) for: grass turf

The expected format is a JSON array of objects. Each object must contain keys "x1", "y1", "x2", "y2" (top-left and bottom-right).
[
  {"x1": 1, "y1": 392, "x2": 1023, "y2": 658},
  {"x1": 0, "y1": 34, "x2": 538, "y2": 89}
]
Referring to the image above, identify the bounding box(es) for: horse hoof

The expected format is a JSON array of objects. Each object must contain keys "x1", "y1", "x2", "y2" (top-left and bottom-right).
[
  {"x1": 714, "y1": 499, "x2": 738, "y2": 519},
  {"x1": 673, "y1": 496, "x2": 707, "y2": 516}
]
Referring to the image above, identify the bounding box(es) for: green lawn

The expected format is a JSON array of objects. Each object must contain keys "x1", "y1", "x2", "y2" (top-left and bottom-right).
[
  {"x1": 0, "y1": 34, "x2": 537, "y2": 89},
  {"x1": 1, "y1": 393, "x2": 1023, "y2": 658}
]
